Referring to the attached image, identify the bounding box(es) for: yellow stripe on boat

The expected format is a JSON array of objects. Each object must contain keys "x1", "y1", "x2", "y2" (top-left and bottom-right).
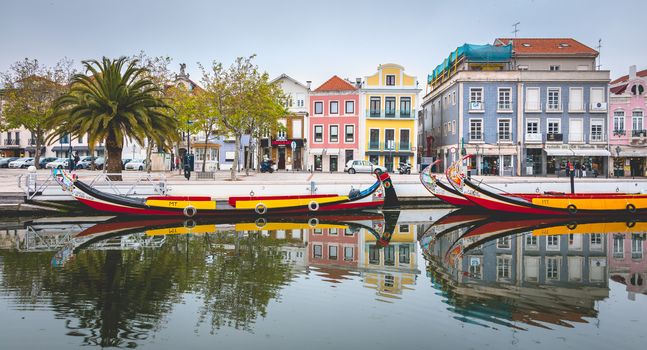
[
  {"x1": 533, "y1": 222, "x2": 647, "y2": 236},
  {"x1": 235, "y1": 223, "x2": 347, "y2": 231},
  {"x1": 146, "y1": 224, "x2": 217, "y2": 236},
  {"x1": 145, "y1": 199, "x2": 216, "y2": 210},
  {"x1": 234, "y1": 196, "x2": 348, "y2": 209},
  {"x1": 530, "y1": 196, "x2": 647, "y2": 211}
]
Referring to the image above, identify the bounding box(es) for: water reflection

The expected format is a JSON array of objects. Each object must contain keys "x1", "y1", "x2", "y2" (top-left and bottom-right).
[
  {"x1": 0, "y1": 212, "x2": 418, "y2": 347},
  {"x1": 420, "y1": 211, "x2": 647, "y2": 330}
]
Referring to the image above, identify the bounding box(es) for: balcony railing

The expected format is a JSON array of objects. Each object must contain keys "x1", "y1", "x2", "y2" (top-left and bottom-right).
[
  {"x1": 590, "y1": 133, "x2": 606, "y2": 142},
  {"x1": 546, "y1": 102, "x2": 562, "y2": 112},
  {"x1": 369, "y1": 110, "x2": 381, "y2": 117},
  {"x1": 546, "y1": 133, "x2": 563, "y2": 142},
  {"x1": 368, "y1": 141, "x2": 412, "y2": 152},
  {"x1": 497, "y1": 132, "x2": 512, "y2": 142},
  {"x1": 3, "y1": 139, "x2": 20, "y2": 146},
  {"x1": 526, "y1": 133, "x2": 542, "y2": 142},
  {"x1": 366, "y1": 109, "x2": 416, "y2": 118},
  {"x1": 632, "y1": 129, "x2": 647, "y2": 137},
  {"x1": 613, "y1": 129, "x2": 627, "y2": 137}
]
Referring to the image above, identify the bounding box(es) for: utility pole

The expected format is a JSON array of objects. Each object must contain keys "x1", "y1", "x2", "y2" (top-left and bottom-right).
[
  {"x1": 512, "y1": 22, "x2": 520, "y2": 38},
  {"x1": 596, "y1": 39, "x2": 602, "y2": 70}
]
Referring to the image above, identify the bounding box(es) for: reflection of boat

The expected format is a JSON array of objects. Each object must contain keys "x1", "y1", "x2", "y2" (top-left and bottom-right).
[
  {"x1": 447, "y1": 155, "x2": 647, "y2": 216},
  {"x1": 53, "y1": 169, "x2": 399, "y2": 217},
  {"x1": 51, "y1": 212, "x2": 400, "y2": 267},
  {"x1": 423, "y1": 215, "x2": 620, "y2": 330},
  {"x1": 417, "y1": 210, "x2": 489, "y2": 253}
]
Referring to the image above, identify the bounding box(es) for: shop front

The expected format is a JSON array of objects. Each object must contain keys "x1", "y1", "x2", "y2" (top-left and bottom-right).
[
  {"x1": 615, "y1": 148, "x2": 647, "y2": 177},
  {"x1": 464, "y1": 145, "x2": 517, "y2": 176},
  {"x1": 545, "y1": 147, "x2": 610, "y2": 177},
  {"x1": 267, "y1": 139, "x2": 305, "y2": 171}
]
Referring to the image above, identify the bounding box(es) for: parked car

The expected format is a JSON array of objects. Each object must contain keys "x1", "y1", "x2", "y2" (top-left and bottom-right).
[
  {"x1": 39, "y1": 157, "x2": 58, "y2": 169},
  {"x1": 94, "y1": 157, "x2": 105, "y2": 170},
  {"x1": 45, "y1": 158, "x2": 72, "y2": 169},
  {"x1": 344, "y1": 160, "x2": 388, "y2": 174},
  {"x1": 0, "y1": 157, "x2": 19, "y2": 168},
  {"x1": 121, "y1": 158, "x2": 132, "y2": 170},
  {"x1": 125, "y1": 159, "x2": 147, "y2": 171},
  {"x1": 9, "y1": 157, "x2": 35, "y2": 169},
  {"x1": 76, "y1": 156, "x2": 97, "y2": 169}
]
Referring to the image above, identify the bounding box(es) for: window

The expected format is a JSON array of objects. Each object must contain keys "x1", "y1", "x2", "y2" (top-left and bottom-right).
[
  {"x1": 329, "y1": 245, "x2": 338, "y2": 260},
  {"x1": 590, "y1": 234, "x2": 603, "y2": 251},
  {"x1": 498, "y1": 88, "x2": 512, "y2": 110},
  {"x1": 633, "y1": 110, "x2": 644, "y2": 135},
  {"x1": 314, "y1": 101, "x2": 323, "y2": 114},
  {"x1": 296, "y1": 93, "x2": 305, "y2": 107},
  {"x1": 590, "y1": 120, "x2": 604, "y2": 142},
  {"x1": 546, "y1": 257, "x2": 560, "y2": 280},
  {"x1": 314, "y1": 125, "x2": 323, "y2": 142},
  {"x1": 399, "y1": 245, "x2": 410, "y2": 264},
  {"x1": 547, "y1": 235, "x2": 560, "y2": 250},
  {"x1": 399, "y1": 129, "x2": 410, "y2": 150},
  {"x1": 370, "y1": 97, "x2": 381, "y2": 117},
  {"x1": 345, "y1": 100, "x2": 355, "y2": 114},
  {"x1": 452, "y1": 91, "x2": 456, "y2": 105},
  {"x1": 547, "y1": 88, "x2": 561, "y2": 111},
  {"x1": 526, "y1": 119, "x2": 540, "y2": 142},
  {"x1": 292, "y1": 119, "x2": 302, "y2": 139},
  {"x1": 547, "y1": 119, "x2": 560, "y2": 134},
  {"x1": 525, "y1": 233, "x2": 538, "y2": 250},
  {"x1": 569, "y1": 87, "x2": 583, "y2": 111},
  {"x1": 384, "y1": 129, "x2": 395, "y2": 150},
  {"x1": 369, "y1": 129, "x2": 380, "y2": 149},
  {"x1": 590, "y1": 87, "x2": 605, "y2": 108},
  {"x1": 369, "y1": 245, "x2": 380, "y2": 264},
  {"x1": 451, "y1": 120, "x2": 456, "y2": 135},
  {"x1": 386, "y1": 74, "x2": 396, "y2": 86},
  {"x1": 614, "y1": 110, "x2": 626, "y2": 133},
  {"x1": 345, "y1": 125, "x2": 355, "y2": 142},
  {"x1": 469, "y1": 88, "x2": 483, "y2": 110},
  {"x1": 497, "y1": 236, "x2": 510, "y2": 249},
  {"x1": 613, "y1": 235, "x2": 624, "y2": 259},
  {"x1": 468, "y1": 257, "x2": 482, "y2": 279},
  {"x1": 385, "y1": 97, "x2": 396, "y2": 117},
  {"x1": 313, "y1": 245, "x2": 322, "y2": 259},
  {"x1": 632, "y1": 234, "x2": 644, "y2": 259},
  {"x1": 497, "y1": 256, "x2": 511, "y2": 280},
  {"x1": 498, "y1": 119, "x2": 511, "y2": 141},
  {"x1": 400, "y1": 97, "x2": 411, "y2": 117},
  {"x1": 525, "y1": 87, "x2": 540, "y2": 111},
  {"x1": 61, "y1": 133, "x2": 70, "y2": 144},
  {"x1": 329, "y1": 125, "x2": 339, "y2": 143},
  {"x1": 549, "y1": 65, "x2": 560, "y2": 71},
  {"x1": 631, "y1": 84, "x2": 645, "y2": 96},
  {"x1": 384, "y1": 246, "x2": 395, "y2": 266},
  {"x1": 344, "y1": 246, "x2": 354, "y2": 261},
  {"x1": 469, "y1": 119, "x2": 483, "y2": 141},
  {"x1": 329, "y1": 101, "x2": 339, "y2": 114}
]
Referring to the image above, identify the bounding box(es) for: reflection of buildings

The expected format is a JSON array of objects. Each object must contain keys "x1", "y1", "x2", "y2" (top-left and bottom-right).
[
  {"x1": 360, "y1": 224, "x2": 419, "y2": 299},
  {"x1": 609, "y1": 232, "x2": 647, "y2": 299},
  {"x1": 426, "y1": 230, "x2": 610, "y2": 329},
  {"x1": 308, "y1": 225, "x2": 360, "y2": 269}
]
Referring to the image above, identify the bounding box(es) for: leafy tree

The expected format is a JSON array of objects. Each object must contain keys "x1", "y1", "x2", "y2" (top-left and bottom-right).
[
  {"x1": 46, "y1": 57, "x2": 179, "y2": 175},
  {"x1": 0, "y1": 58, "x2": 75, "y2": 168}
]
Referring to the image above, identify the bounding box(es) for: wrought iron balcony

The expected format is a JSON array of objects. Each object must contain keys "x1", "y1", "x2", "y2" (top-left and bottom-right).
[
  {"x1": 546, "y1": 133, "x2": 563, "y2": 142},
  {"x1": 632, "y1": 129, "x2": 647, "y2": 137},
  {"x1": 3, "y1": 139, "x2": 20, "y2": 146}
]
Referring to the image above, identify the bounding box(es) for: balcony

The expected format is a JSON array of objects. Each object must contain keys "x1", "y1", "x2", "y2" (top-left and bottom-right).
[
  {"x1": 497, "y1": 132, "x2": 513, "y2": 143},
  {"x1": 468, "y1": 101, "x2": 484, "y2": 113},
  {"x1": 525, "y1": 133, "x2": 542, "y2": 143},
  {"x1": 469, "y1": 132, "x2": 484, "y2": 142},
  {"x1": 632, "y1": 129, "x2": 647, "y2": 138},
  {"x1": 546, "y1": 133, "x2": 563, "y2": 142},
  {"x1": 589, "y1": 102, "x2": 608, "y2": 113},
  {"x1": 366, "y1": 109, "x2": 416, "y2": 119},
  {"x1": 497, "y1": 103, "x2": 513, "y2": 113},
  {"x1": 545, "y1": 102, "x2": 563, "y2": 113},
  {"x1": 590, "y1": 133, "x2": 606, "y2": 143},
  {"x1": 369, "y1": 110, "x2": 381, "y2": 118},
  {"x1": 613, "y1": 129, "x2": 627, "y2": 137},
  {"x1": 399, "y1": 110, "x2": 412, "y2": 118},
  {"x1": 367, "y1": 141, "x2": 412, "y2": 153},
  {"x1": 369, "y1": 141, "x2": 380, "y2": 150},
  {"x1": 3, "y1": 139, "x2": 21, "y2": 146},
  {"x1": 385, "y1": 109, "x2": 396, "y2": 118}
]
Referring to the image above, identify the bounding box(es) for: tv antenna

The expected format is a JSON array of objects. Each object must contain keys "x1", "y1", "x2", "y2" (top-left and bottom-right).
[
  {"x1": 596, "y1": 38, "x2": 602, "y2": 70},
  {"x1": 512, "y1": 22, "x2": 520, "y2": 37}
]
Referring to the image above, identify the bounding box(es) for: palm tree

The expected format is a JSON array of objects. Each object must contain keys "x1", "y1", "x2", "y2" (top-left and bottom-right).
[{"x1": 47, "y1": 57, "x2": 178, "y2": 174}]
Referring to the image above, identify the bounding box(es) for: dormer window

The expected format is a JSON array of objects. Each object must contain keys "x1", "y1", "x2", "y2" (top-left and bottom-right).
[
  {"x1": 522, "y1": 43, "x2": 531, "y2": 47},
  {"x1": 631, "y1": 84, "x2": 645, "y2": 96},
  {"x1": 559, "y1": 43, "x2": 570, "y2": 48},
  {"x1": 386, "y1": 75, "x2": 396, "y2": 86}
]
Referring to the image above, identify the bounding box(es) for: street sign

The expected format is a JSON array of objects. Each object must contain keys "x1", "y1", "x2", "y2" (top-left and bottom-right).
[
  {"x1": 450, "y1": 147, "x2": 456, "y2": 154},
  {"x1": 291, "y1": 141, "x2": 296, "y2": 150}
]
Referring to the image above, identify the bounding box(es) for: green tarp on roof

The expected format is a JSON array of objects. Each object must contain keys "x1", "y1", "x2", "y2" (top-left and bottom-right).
[{"x1": 428, "y1": 44, "x2": 512, "y2": 83}]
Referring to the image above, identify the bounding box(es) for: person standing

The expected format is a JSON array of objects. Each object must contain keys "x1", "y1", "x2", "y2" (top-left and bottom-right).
[{"x1": 73, "y1": 152, "x2": 80, "y2": 170}]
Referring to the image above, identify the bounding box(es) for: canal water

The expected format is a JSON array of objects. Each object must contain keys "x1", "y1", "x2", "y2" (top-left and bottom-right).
[{"x1": 0, "y1": 209, "x2": 645, "y2": 349}]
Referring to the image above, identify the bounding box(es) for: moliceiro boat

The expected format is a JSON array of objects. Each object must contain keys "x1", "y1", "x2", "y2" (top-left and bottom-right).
[
  {"x1": 420, "y1": 160, "x2": 476, "y2": 208},
  {"x1": 53, "y1": 169, "x2": 399, "y2": 217},
  {"x1": 447, "y1": 155, "x2": 647, "y2": 216}
]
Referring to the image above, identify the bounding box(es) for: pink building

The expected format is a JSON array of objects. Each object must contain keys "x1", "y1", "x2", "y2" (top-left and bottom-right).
[
  {"x1": 609, "y1": 232, "x2": 647, "y2": 300},
  {"x1": 308, "y1": 76, "x2": 360, "y2": 172},
  {"x1": 307, "y1": 227, "x2": 360, "y2": 268},
  {"x1": 609, "y1": 65, "x2": 647, "y2": 177}
]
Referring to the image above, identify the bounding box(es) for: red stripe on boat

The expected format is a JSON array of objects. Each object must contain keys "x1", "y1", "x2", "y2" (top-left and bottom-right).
[{"x1": 146, "y1": 196, "x2": 212, "y2": 201}]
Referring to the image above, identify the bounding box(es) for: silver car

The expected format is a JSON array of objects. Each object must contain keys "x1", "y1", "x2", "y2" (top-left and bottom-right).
[
  {"x1": 344, "y1": 160, "x2": 387, "y2": 174},
  {"x1": 8, "y1": 157, "x2": 35, "y2": 168}
]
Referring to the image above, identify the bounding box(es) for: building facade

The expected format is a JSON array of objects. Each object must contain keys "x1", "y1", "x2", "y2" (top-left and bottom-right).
[
  {"x1": 308, "y1": 76, "x2": 360, "y2": 172},
  {"x1": 421, "y1": 38, "x2": 610, "y2": 176},
  {"x1": 609, "y1": 65, "x2": 647, "y2": 177},
  {"x1": 609, "y1": 231, "x2": 647, "y2": 300},
  {"x1": 361, "y1": 64, "x2": 420, "y2": 173},
  {"x1": 267, "y1": 74, "x2": 310, "y2": 171}
]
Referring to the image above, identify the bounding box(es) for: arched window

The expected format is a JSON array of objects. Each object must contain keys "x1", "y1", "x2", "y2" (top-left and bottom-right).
[{"x1": 631, "y1": 84, "x2": 645, "y2": 96}]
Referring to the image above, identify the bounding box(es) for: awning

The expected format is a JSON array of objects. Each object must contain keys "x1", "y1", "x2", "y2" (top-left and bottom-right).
[
  {"x1": 51, "y1": 146, "x2": 73, "y2": 152},
  {"x1": 309, "y1": 148, "x2": 324, "y2": 155},
  {"x1": 325, "y1": 148, "x2": 340, "y2": 155},
  {"x1": 572, "y1": 149, "x2": 611, "y2": 157},
  {"x1": 619, "y1": 148, "x2": 647, "y2": 157},
  {"x1": 544, "y1": 148, "x2": 574, "y2": 156},
  {"x1": 478, "y1": 148, "x2": 517, "y2": 156}
]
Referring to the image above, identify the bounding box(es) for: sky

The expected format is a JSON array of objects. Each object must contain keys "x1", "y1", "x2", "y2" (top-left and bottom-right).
[{"x1": 1, "y1": 0, "x2": 645, "y2": 90}]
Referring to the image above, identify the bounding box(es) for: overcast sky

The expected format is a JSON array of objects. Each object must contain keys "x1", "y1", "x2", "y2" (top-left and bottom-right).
[{"x1": 1, "y1": 0, "x2": 645, "y2": 90}]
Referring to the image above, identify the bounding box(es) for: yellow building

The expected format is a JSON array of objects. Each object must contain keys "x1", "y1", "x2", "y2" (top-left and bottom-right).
[{"x1": 361, "y1": 64, "x2": 421, "y2": 172}]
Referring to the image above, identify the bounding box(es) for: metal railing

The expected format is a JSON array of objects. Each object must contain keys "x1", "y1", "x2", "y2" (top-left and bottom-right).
[
  {"x1": 366, "y1": 109, "x2": 416, "y2": 118},
  {"x1": 632, "y1": 129, "x2": 647, "y2": 137},
  {"x1": 546, "y1": 133, "x2": 563, "y2": 142},
  {"x1": 367, "y1": 141, "x2": 412, "y2": 152},
  {"x1": 3, "y1": 138, "x2": 20, "y2": 145}
]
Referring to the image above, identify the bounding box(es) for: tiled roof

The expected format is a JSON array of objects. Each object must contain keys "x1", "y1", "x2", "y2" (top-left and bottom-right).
[
  {"x1": 314, "y1": 75, "x2": 357, "y2": 92},
  {"x1": 610, "y1": 69, "x2": 647, "y2": 85},
  {"x1": 495, "y1": 38, "x2": 598, "y2": 56}
]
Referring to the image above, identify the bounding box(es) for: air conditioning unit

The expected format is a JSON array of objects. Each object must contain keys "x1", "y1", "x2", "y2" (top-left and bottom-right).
[
  {"x1": 469, "y1": 102, "x2": 483, "y2": 110},
  {"x1": 591, "y1": 102, "x2": 607, "y2": 111}
]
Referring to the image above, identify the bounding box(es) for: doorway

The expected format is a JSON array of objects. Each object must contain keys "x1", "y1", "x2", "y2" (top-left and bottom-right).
[
  {"x1": 330, "y1": 155, "x2": 338, "y2": 172},
  {"x1": 314, "y1": 155, "x2": 322, "y2": 171},
  {"x1": 278, "y1": 147, "x2": 286, "y2": 170},
  {"x1": 482, "y1": 156, "x2": 499, "y2": 175},
  {"x1": 293, "y1": 148, "x2": 302, "y2": 170}
]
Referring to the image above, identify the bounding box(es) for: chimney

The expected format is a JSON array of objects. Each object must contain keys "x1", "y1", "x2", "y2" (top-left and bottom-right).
[
  {"x1": 629, "y1": 65, "x2": 637, "y2": 79},
  {"x1": 355, "y1": 78, "x2": 362, "y2": 88},
  {"x1": 306, "y1": 80, "x2": 312, "y2": 90}
]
